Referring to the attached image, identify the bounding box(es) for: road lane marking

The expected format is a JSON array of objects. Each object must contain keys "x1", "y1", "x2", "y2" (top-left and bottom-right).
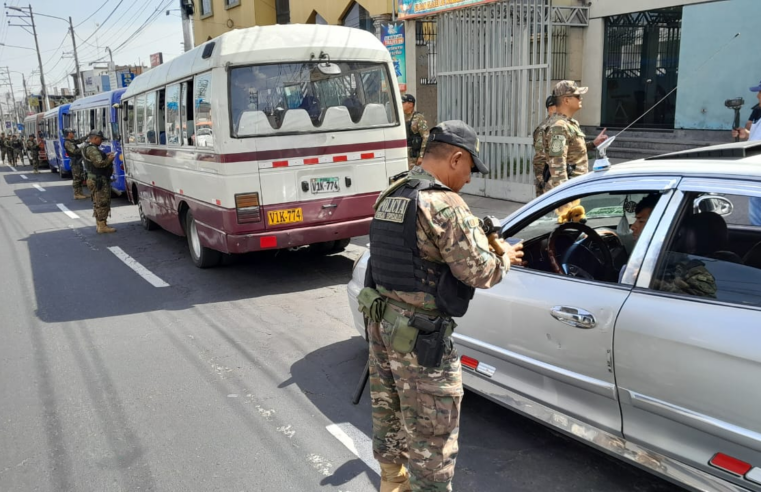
[
  {"x1": 33, "y1": 184, "x2": 45, "y2": 192},
  {"x1": 326, "y1": 423, "x2": 380, "y2": 476},
  {"x1": 56, "y1": 203, "x2": 80, "y2": 219},
  {"x1": 8, "y1": 165, "x2": 17, "y2": 172},
  {"x1": 20, "y1": 175, "x2": 28, "y2": 180},
  {"x1": 107, "y1": 246, "x2": 169, "y2": 288}
]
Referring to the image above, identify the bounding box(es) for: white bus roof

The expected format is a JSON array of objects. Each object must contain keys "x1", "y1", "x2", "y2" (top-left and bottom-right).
[{"x1": 123, "y1": 24, "x2": 392, "y2": 99}]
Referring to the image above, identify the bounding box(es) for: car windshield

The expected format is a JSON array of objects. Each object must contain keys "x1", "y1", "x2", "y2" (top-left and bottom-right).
[
  {"x1": 230, "y1": 61, "x2": 398, "y2": 137},
  {"x1": 515, "y1": 192, "x2": 653, "y2": 242}
]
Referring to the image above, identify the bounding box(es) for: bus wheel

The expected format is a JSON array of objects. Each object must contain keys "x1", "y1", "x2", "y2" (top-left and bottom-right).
[
  {"x1": 332, "y1": 238, "x2": 351, "y2": 252},
  {"x1": 310, "y1": 238, "x2": 351, "y2": 254},
  {"x1": 138, "y1": 199, "x2": 157, "y2": 231},
  {"x1": 185, "y1": 209, "x2": 221, "y2": 268}
]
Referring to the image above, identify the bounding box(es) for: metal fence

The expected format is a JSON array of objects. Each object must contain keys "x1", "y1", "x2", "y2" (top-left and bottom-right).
[
  {"x1": 438, "y1": 0, "x2": 552, "y2": 202},
  {"x1": 416, "y1": 20, "x2": 438, "y2": 86}
]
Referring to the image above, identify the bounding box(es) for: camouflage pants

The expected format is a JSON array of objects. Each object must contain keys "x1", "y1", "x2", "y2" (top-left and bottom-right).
[
  {"x1": 9, "y1": 149, "x2": 18, "y2": 164},
  {"x1": 1, "y1": 148, "x2": 6, "y2": 163},
  {"x1": 88, "y1": 175, "x2": 111, "y2": 221},
  {"x1": 71, "y1": 158, "x2": 85, "y2": 194},
  {"x1": 369, "y1": 316, "x2": 463, "y2": 492},
  {"x1": 30, "y1": 154, "x2": 39, "y2": 172},
  {"x1": 408, "y1": 157, "x2": 418, "y2": 170}
]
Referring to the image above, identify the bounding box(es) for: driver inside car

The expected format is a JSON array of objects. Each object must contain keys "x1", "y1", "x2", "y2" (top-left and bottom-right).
[{"x1": 618, "y1": 193, "x2": 659, "y2": 282}]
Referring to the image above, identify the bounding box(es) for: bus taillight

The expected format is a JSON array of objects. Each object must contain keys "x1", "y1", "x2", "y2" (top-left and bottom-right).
[{"x1": 235, "y1": 192, "x2": 261, "y2": 223}]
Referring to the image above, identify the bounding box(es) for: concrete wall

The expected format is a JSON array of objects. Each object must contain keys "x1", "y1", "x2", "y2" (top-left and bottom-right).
[
  {"x1": 193, "y1": 0, "x2": 276, "y2": 45},
  {"x1": 674, "y1": 0, "x2": 761, "y2": 130}
]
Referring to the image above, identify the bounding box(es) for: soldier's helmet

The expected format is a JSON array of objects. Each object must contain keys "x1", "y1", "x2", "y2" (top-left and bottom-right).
[
  {"x1": 553, "y1": 80, "x2": 589, "y2": 98},
  {"x1": 89, "y1": 130, "x2": 104, "y2": 139},
  {"x1": 64, "y1": 128, "x2": 76, "y2": 136}
]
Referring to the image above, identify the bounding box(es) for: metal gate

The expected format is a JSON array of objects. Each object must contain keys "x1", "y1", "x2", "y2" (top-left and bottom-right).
[{"x1": 438, "y1": 0, "x2": 552, "y2": 203}]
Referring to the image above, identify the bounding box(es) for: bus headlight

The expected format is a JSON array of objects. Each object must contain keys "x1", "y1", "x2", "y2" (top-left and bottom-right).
[{"x1": 235, "y1": 192, "x2": 262, "y2": 223}]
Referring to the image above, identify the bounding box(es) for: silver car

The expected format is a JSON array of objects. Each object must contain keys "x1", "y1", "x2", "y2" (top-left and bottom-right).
[{"x1": 347, "y1": 142, "x2": 761, "y2": 492}]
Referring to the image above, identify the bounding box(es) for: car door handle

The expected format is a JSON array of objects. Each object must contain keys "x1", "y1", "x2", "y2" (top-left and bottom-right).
[{"x1": 550, "y1": 306, "x2": 597, "y2": 329}]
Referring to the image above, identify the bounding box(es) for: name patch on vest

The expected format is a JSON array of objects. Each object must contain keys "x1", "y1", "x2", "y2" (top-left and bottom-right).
[{"x1": 375, "y1": 197, "x2": 410, "y2": 223}]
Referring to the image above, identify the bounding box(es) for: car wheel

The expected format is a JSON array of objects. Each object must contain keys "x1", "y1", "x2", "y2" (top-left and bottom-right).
[
  {"x1": 185, "y1": 210, "x2": 221, "y2": 269},
  {"x1": 138, "y1": 200, "x2": 157, "y2": 231}
]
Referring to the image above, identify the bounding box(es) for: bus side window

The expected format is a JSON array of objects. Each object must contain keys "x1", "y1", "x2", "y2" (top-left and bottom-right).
[
  {"x1": 126, "y1": 99, "x2": 136, "y2": 143},
  {"x1": 146, "y1": 92, "x2": 157, "y2": 144},
  {"x1": 157, "y1": 88, "x2": 166, "y2": 145},
  {"x1": 193, "y1": 73, "x2": 211, "y2": 147},
  {"x1": 181, "y1": 80, "x2": 195, "y2": 146},
  {"x1": 136, "y1": 94, "x2": 147, "y2": 144},
  {"x1": 166, "y1": 84, "x2": 181, "y2": 146}
]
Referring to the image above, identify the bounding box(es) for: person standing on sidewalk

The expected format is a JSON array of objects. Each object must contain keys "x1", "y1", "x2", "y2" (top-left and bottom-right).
[
  {"x1": 64, "y1": 129, "x2": 88, "y2": 200},
  {"x1": 403, "y1": 94, "x2": 430, "y2": 170},
  {"x1": 25, "y1": 134, "x2": 40, "y2": 174},
  {"x1": 544, "y1": 81, "x2": 608, "y2": 193},
  {"x1": 732, "y1": 80, "x2": 761, "y2": 225},
  {"x1": 532, "y1": 95, "x2": 557, "y2": 197},
  {"x1": 361, "y1": 121, "x2": 523, "y2": 492}
]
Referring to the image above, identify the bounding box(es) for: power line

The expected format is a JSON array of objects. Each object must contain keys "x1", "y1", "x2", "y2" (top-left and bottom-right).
[
  {"x1": 79, "y1": 0, "x2": 126, "y2": 46},
  {"x1": 42, "y1": 33, "x2": 69, "y2": 67},
  {"x1": 112, "y1": 0, "x2": 174, "y2": 53},
  {"x1": 75, "y1": 0, "x2": 112, "y2": 28},
  {"x1": 74, "y1": 0, "x2": 153, "y2": 60}
]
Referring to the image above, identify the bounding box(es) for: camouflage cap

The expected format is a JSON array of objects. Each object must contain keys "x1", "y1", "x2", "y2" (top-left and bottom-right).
[
  {"x1": 553, "y1": 80, "x2": 589, "y2": 98},
  {"x1": 429, "y1": 120, "x2": 488, "y2": 174},
  {"x1": 89, "y1": 130, "x2": 104, "y2": 138}
]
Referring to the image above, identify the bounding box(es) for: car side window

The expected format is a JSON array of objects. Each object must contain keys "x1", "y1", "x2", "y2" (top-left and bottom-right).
[
  {"x1": 650, "y1": 192, "x2": 761, "y2": 308},
  {"x1": 506, "y1": 191, "x2": 660, "y2": 283}
]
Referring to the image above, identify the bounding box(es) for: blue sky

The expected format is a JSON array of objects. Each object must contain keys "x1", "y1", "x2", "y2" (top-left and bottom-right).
[{"x1": 0, "y1": 0, "x2": 185, "y2": 100}]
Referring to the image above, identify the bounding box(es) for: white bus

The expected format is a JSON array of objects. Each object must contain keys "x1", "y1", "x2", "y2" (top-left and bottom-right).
[{"x1": 122, "y1": 25, "x2": 407, "y2": 268}]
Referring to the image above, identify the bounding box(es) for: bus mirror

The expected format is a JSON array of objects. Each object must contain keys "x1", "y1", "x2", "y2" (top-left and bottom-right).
[
  {"x1": 112, "y1": 104, "x2": 119, "y2": 109},
  {"x1": 317, "y1": 63, "x2": 341, "y2": 76}
]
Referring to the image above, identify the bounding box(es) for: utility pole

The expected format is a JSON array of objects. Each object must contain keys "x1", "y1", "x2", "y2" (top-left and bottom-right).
[
  {"x1": 6, "y1": 70, "x2": 18, "y2": 127},
  {"x1": 68, "y1": 16, "x2": 83, "y2": 98},
  {"x1": 179, "y1": 0, "x2": 194, "y2": 52},
  {"x1": 6, "y1": 5, "x2": 49, "y2": 111},
  {"x1": 21, "y1": 73, "x2": 30, "y2": 113}
]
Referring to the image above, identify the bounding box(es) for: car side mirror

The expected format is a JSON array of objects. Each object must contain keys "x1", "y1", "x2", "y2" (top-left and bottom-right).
[{"x1": 694, "y1": 195, "x2": 734, "y2": 216}]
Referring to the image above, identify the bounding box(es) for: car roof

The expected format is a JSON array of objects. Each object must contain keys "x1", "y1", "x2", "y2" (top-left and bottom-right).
[{"x1": 590, "y1": 141, "x2": 761, "y2": 182}]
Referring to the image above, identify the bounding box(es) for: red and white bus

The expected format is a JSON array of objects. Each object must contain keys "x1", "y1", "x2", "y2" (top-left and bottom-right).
[{"x1": 121, "y1": 25, "x2": 407, "y2": 267}]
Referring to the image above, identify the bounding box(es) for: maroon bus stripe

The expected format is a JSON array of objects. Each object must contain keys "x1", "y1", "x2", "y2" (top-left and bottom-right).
[{"x1": 127, "y1": 139, "x2": 406, "y2": 163}]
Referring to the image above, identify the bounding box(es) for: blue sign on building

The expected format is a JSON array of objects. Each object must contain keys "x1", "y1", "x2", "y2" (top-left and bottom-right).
[{"x1": 121, "y1": 72, "x2": 135, "y2": 87}]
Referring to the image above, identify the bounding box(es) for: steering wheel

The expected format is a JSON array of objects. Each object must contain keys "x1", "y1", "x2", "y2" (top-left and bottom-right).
[{"x1": 547, "y1": 223, "x2": 615, "y2": 281}]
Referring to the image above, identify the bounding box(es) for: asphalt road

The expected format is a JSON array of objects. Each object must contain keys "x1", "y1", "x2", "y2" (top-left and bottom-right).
[{"x1": 0, "y1": 161, "x2": 682, "y2": 492}]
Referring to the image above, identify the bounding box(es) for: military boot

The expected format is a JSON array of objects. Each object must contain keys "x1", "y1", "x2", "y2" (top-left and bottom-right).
[
  {"x1": 74, "y1": 192, "x2": 88, "y2": 200},
  {"x1": 379, "y1": 463, "x2": 411, "y2": 492},
  {"x1": 96, "y1": 220, "x2": 116, "y2": 234}
]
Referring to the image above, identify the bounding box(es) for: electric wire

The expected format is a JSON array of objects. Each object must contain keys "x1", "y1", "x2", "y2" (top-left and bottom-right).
[{"x1": 75, "y1": 0, "x2": 112, "y2": 28}]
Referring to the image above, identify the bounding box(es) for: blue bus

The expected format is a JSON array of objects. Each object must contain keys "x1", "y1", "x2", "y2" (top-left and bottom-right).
[
  {"x1": 43, "y1": 104, "x2": 71, "y2": 176},
  {"x1": 70, "y1": 88, "x2": 127, "y2": 194}
]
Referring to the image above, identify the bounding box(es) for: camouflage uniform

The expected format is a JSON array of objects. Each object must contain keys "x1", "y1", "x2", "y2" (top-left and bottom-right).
[
  {"x1": 532, "y1": 114, "x2": 554, "y2": 197},
  {"x1": 653, "y1": 254, "x2": 718, "y2": 298},
  {"x1": 0, "y1": 134, "x2": 7, "y2": 163},
  {"x1": 83, "y1": 144, "x2": 114, "y2": 222},
  {"x1": 370, "y1": 166, "x2": 508, "y2": 491},
  {"x1": 406, "y1": 112, "x2": 430, "y2": 170},
  {"x1": 10, "y1": 136, "x2": 23, "y2": 165},
  {"x1": 543, "y1": 113, "x2": 596, "y2": 192},
  {"x1": 25, "y1": 136, "x2": 40, "y2": 173},
  {"x1": 64, "y1": 136, "x2": 87, "y2": 197}
]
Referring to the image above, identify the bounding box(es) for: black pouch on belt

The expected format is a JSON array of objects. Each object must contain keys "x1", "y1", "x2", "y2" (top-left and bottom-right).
[{"x1": 410, "y1": 314, "x2": 449, "y2": 368}]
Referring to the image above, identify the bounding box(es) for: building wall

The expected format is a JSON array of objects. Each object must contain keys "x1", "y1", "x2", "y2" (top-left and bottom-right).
[
  {"x1": 193, "y1": 0, "x2": 276, "y2": 46},
  {"x1": 290, "y1": 0, "x2": 393, "y2": 24},
  {"x1": 577, "y1": 0, "x2": 730, "y2": 127},
  {"x1": 674, "y1": 0, "x2": 761, "y2": 130}
]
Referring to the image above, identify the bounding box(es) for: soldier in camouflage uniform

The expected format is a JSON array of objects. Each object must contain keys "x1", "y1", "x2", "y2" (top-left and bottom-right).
[
  {"x1": 364, "y1": 121, "x2": 523, "y2": 492},
  {"x1": 532, "y1": 95, "x2": 557, "y2": 197},
  {"x1": 25, "y1": 134, "x2": 40, "y2": 174},
  {"x1": 64, "y1": 129, "x2": 88, "y2": 199},
  {"x1": 0, "y1": 133, "x2": 7, "y2": 164},
  {"x1": 10, "y1": 134, "x2": 23, "y2": 166},
  {"x1": 83, "y1": 130, "x2": 116, "y2": 234},
  {"x1": 403, "y1": 94, "x2": 430, "y2": 170},
  {"x1": 544, "y1": 81, "x2": 608, "y2": 193}
]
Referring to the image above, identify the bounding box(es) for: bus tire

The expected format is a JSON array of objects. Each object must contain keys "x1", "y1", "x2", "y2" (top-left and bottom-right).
[
  {"x1": 138, "y1": 199, "x2": 158, "y2": 231},
  {"x1": 185, "y1": 209, "x2": 222, "y2": 269},
  {"x1": 332, "y1": 238, "x2": 351, "y2": 253}
]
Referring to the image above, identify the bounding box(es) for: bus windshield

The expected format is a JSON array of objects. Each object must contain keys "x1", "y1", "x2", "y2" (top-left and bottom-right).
[{"x1": 230, "y1": 61, "x2": 398, "y2": 137}]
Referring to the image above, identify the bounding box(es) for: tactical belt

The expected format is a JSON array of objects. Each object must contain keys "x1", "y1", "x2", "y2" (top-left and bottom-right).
[{"x1": 89, "y1": 166, "x2": 112, "y2": 177}]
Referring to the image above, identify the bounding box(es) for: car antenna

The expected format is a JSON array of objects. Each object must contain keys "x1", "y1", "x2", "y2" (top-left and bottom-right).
[{"x1": 593, "y1": 32, "x2": 742, "y2": 171}]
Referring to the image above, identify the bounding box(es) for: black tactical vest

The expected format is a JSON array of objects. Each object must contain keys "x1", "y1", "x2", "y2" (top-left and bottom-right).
[
  {"x1": 82, "y1": 144, "x2": 111, "y2": 177},
  {"x1": 406, "y1": 112, "x2": 423, "y2": 158},
  {"x1": 369, "y1": 177, "x2": 475, "y2": 318}
]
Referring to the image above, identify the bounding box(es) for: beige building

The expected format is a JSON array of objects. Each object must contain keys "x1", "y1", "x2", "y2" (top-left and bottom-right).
[{"x1": 192, "y1": 0, "x2": 394, "y2": 46}]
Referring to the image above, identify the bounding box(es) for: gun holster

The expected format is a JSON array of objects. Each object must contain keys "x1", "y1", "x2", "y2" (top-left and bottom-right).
[{"x1": 410, "y1": 314, "x2": 456, "y2": 368}]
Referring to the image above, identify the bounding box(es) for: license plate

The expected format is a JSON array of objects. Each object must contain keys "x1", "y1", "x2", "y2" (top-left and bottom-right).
[
  {"x1": 268, "y1": 208, "x2": 303, "y2": 225},
  {"x1": 311, "y1": 177, "x2": 340, "y2": 194}
]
